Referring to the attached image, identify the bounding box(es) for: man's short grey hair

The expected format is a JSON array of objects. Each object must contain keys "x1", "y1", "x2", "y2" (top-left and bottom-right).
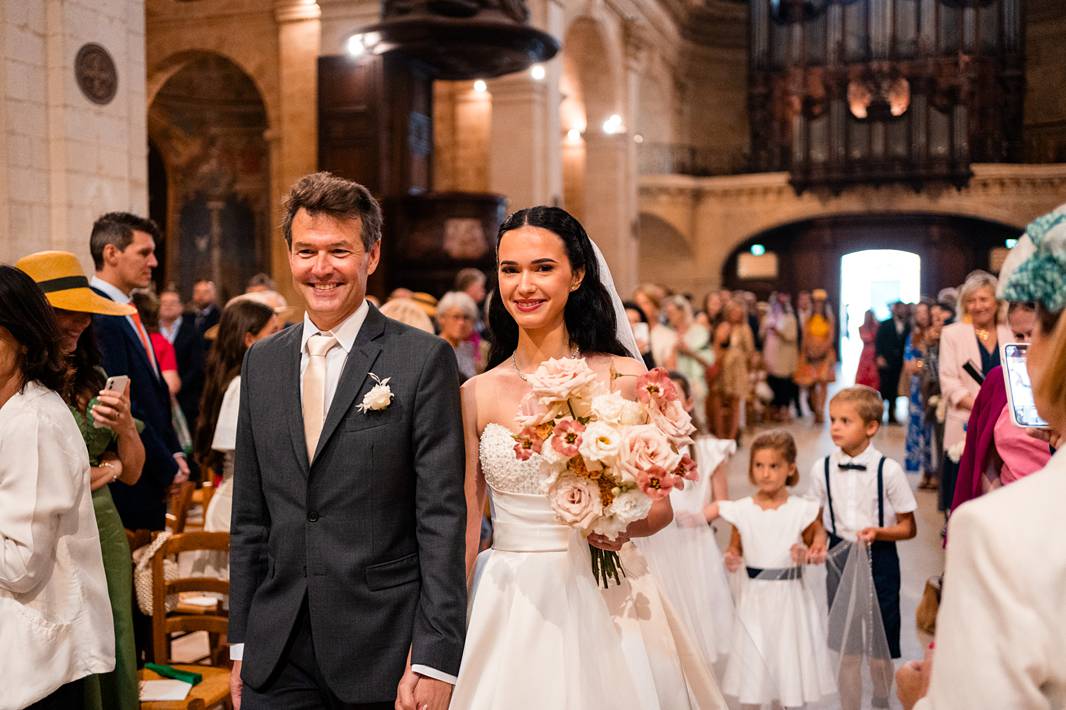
[{"x1": 437, "y1": 291, "x2": 478, "y2": 322}]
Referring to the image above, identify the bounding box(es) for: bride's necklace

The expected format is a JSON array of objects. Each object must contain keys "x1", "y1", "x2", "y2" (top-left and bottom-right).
[{"x1": 512, "y1": 346, "x2": 581, "y2": 382}]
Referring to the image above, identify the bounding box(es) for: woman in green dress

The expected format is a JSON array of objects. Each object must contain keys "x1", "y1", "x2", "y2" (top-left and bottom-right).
[{"x1": 17, "y1": 251, "x2": 145, "y2": 710}]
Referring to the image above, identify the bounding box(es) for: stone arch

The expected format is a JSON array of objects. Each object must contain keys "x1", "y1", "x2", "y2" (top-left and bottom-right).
[{"x1": 148, "y1": 52, "x2": 272, "y2": 300}]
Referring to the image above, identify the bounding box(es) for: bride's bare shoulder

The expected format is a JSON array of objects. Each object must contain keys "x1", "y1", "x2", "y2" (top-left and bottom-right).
[{"x1": 462, "y1": 363, "x2": 525, "y2": 429}]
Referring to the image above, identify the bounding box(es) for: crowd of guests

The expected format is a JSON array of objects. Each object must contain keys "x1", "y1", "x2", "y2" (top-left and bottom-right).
[{"x1": 3, "y1": 198, "x2": 1065, "y2": 708}]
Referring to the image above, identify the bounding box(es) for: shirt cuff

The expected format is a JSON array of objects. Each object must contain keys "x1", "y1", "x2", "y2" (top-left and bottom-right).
[
  {"x1": 411, "y1": 664, "x2": 457, "y2": 685},
  {"x1": 230, "y1": 643, "x2": 244, "y2": 661}
]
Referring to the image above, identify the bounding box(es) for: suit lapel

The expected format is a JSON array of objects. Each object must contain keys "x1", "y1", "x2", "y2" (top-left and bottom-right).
[
  {"x1": 285, "y1": 324, "x2": 313, "y2": 476},
  {"x1": 91, "y1": 286, "x2": 164, "y2": 386},
  {"x1": 311, "y1": 306, "x2": 387, "y2": 464}
]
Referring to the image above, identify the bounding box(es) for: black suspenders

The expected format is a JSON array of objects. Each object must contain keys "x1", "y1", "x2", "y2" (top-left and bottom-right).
[{"x1": 824, "y1": 455, "x2": 887, "y2": 536}]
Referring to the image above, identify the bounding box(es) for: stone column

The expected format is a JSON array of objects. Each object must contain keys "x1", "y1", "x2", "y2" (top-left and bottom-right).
[
  {"x1": 486, "y1": 0, "x2": 564, "y2": 210},
  {"x1": 273, "y1": 0, "x2": 321, "y2": 305},
  {"x1": 0, "y1": 0, "x2": 147, "y2": 269}
]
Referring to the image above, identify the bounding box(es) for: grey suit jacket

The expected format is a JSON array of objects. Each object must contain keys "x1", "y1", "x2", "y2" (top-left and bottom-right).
[{"x1": 229, "y1": 304, "x2": 467, "y2": 702}]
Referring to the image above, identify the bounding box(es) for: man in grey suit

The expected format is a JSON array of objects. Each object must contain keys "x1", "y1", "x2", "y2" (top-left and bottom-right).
[{"x1": 229, "y1": 173, "x2": 467, "y2": 709}]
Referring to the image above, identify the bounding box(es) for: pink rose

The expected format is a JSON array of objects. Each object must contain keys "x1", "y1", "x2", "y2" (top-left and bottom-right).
[
  {"x1": 515, "y1": 391, "x2": 558, "y2": 428},
  {"x1": 512, "y1": 427, "x2": 544, "y2": 461},
  {"x1": 648, "y1": 399, "x2": 696, "y2": 448},
  {"x1": 527, "y1": 357, "x2": 598, "y2": 404},
  {"x1": 635, "y1": 368, "x2": 679, "y2": 406},
  {"x1": 636, "y1": 466, "x2": 677, "y2": 501},
  {"x1": 551, "y1": 419, "x2": 586, "y2": 458},
  {"x1": 617, "y1": 424, "x2": 683, "y2": 484},
  {"x1": 549, "y1": 474, "x2": 603, "y2": 530}
]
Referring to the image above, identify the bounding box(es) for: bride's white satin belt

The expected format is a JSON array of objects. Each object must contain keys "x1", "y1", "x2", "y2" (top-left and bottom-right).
[{"x1": 489, "y1": 490, "x2": 573, "y2": 552}]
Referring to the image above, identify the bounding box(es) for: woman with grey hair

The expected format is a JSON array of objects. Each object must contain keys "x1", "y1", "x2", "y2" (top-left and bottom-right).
[
  {"x1": 437, "y1": 290, "x2": 482, "y2": 381},
  {"x1": 937, "y1": 270, "x2": 1011, "y2": 511}
]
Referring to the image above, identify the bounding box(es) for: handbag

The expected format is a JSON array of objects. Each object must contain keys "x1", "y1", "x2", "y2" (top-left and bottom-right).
[
  {"x1": 133, "y1": 531, "x2": 178, "y2": 615},
  {"x1": 915, "y1": 574, "x2": 941, "y2": 635}
]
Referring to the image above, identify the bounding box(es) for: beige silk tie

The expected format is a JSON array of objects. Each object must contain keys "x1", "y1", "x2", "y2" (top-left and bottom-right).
[{"x1": 302, "y1": 332, "x2": 338, "y2": 460}]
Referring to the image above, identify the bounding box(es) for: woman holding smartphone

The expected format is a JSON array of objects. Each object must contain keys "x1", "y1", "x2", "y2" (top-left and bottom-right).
[
  {"x1": 898, "y1": 209, "x2": 1066, "y2": 709},
  {"x1": 17, "y1": 251, "x2": 144, "y2": 710}
]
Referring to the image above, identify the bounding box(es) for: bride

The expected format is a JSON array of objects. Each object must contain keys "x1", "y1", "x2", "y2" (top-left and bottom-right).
[{"x1": 451, "y1": 206, "x2": 726, "y2": 708}]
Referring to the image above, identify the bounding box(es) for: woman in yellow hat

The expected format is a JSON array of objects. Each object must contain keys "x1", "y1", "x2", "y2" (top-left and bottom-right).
[{"x1": 16, "y1": 250, "x2": 144, "y2": 710}]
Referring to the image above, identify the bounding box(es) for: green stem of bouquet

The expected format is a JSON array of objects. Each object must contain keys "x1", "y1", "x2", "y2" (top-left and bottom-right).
[{"x1": 589, "y1": 545, "x2": 625, "y2": 588}]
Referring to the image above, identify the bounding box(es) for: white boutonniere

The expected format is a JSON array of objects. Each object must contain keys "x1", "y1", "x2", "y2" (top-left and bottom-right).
[{"x1": 358, "y1": 373, "x2": 393, "y2": 413}]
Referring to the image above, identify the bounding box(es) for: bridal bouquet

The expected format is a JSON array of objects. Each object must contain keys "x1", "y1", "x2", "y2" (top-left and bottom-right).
[{"x1": 512, "y1": 358, "x2": 697, "y2": 586}]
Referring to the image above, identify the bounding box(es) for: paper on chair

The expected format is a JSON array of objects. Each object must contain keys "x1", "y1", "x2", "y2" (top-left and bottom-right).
[{"x1": 140, "y1": 679, "x2": 192, "y2": 701}]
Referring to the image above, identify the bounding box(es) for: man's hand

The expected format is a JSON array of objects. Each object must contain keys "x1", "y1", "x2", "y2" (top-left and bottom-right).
[
  {"x1": 230, "y1": 660, "x2": 243, "y2": 709},
  {"x1": 806, "y1": 541, "x2": 827, "y2": 564},
  {"x1": 395, "y1": 663, "x2": 419, "y2": 710},
  {"x1": 876, "y1": 356, "x2": 888, "y2": 369},
  {"x1": 857, "y1": 527, "x2": 879, "y2": 542},
  {"x1": 413, "y1": 676, "x2": 453, "y2": 710}
]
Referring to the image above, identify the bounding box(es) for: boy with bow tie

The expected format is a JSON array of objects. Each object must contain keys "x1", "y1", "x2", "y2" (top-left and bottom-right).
[{"x1": 807, "y1": 385, "x2": 918, "y2": 709}]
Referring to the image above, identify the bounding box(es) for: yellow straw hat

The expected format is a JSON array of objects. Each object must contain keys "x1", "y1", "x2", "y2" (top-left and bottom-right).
[
  {"x1": 409, "y1": 291, "x2": 438, "y2": 318},
  {"x1": 811, "y1": 288, "x2": 828, "y2": 301},
  {"x1": 16, "y1": 250, "x2": 135, "y2": 316}
]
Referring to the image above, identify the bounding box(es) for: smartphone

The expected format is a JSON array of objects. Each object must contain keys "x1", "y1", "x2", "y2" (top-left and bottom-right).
[
  {"x1": 104, "y1": 374, "x2": 130, "y2": 393},
  {"x1": 632, "y1": 322, "x2": 650, "y2": 345},
  {"x1": 1002, "y1": 344, "x2": 1049, "y2": 429}
]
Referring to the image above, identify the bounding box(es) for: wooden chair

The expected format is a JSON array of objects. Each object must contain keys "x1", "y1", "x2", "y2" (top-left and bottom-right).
[
  {"x1": 166, "y1": 481, "x2": 197, "y2": 533},
  {"x1": 145, "y1": 531, "x2": 232, "y2": 708}
]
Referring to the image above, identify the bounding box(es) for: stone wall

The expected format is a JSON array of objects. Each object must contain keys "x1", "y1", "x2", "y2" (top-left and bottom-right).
[{"x1": 1, "y1": 0, "x2": 146, "y2": 271}]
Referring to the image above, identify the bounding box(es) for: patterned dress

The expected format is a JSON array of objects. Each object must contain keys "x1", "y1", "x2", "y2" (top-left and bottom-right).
[{"x1": 904, "y1": 333, "x2": 933, "y2": 475}]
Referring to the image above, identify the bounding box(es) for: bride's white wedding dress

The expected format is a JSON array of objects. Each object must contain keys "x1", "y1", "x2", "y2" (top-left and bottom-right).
[{"x1": 450, "y1": 423, "x2": 727, "y2": 709}]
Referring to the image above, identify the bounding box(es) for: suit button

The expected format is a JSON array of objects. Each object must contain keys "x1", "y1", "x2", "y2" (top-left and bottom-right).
[{"x1": 307, "y1": 511, "x2": 319, "y2": 523}]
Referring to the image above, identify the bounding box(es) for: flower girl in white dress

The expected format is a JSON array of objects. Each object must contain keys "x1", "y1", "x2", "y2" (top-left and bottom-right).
[
  {"x1": 450, "y1": 206, "x2": 725, "y2": 709},
  {"x1": 714, "y1": 430, "x2": 837, "y2": 708}
]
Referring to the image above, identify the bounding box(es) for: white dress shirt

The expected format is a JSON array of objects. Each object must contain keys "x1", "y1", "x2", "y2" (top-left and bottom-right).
[
  {"x1": 805, "y1": 444, "x2": 917, "y2": 541},
  {"x1": 231, "y1": 301, "x2": 456, "y2": 685},
  {"x1": 160, "y1": 315, "x2": 182, "y2": 344}
]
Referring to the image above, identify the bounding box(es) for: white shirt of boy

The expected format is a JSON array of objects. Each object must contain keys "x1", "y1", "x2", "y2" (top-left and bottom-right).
[{"x1": 805, "y1": 444, "x2": 917, "y2": 541}]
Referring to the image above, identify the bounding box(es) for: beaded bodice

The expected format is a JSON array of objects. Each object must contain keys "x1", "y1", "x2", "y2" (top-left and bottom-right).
[{"x1": 479, "y1": 422, "x2": 549, "y2": 496}]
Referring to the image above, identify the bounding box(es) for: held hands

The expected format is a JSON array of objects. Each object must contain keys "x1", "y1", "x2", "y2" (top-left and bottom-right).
[
  {"x1": 805, "y1": 541, "x2": 827, "y2": 564},
  {"x1": 396, "y1": 654, "x2": 453, "y2": 710}
]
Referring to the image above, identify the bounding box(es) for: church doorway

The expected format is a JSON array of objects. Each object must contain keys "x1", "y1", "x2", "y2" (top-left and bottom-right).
[{"x1": 839, "y1": 249, "x2": 922, "y2": 384}]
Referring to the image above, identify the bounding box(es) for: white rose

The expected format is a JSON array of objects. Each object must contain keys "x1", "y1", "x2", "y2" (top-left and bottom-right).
[
  {"x1": 619, "y1": 399, "x2": 646, "y2": 426},
  {"x1": 579, "y1": 421, "x2": 623, "y2": 466},
  {"x1": 590, "y1": 391, "x2": 628, "y2": 424},
  {"x1": 359, "y1": 382, "x2": 393, "y2": 412},
  {"x1": 609, "y1": 487, "x2": 653, "y2": 525},
  {"x1": 591, "y1": 514, "x2": 629, "y2": 540}
]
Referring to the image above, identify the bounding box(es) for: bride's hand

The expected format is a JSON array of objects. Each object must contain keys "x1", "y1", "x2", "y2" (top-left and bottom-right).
[{"x1": 587, "y1": 531, "x2": 629, "y2": 551}]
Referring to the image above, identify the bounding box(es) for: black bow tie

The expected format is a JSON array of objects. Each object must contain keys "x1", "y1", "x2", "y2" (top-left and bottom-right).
[{"x1": 838, "y1": 462, "x2": 867, "y2": 471}]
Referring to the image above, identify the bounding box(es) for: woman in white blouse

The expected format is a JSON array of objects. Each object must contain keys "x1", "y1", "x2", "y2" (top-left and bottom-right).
[
  {"x1": 194, "y1": 298, "x2": 279, "y2": 565},
  {"x1": 0, "y1": 266, "x2": 113, "y2": 710}
]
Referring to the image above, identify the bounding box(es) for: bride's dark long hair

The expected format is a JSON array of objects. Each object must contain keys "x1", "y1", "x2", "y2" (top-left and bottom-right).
[{"x1": 486, "y1": 206, "x2": 630, "y2": 369}]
